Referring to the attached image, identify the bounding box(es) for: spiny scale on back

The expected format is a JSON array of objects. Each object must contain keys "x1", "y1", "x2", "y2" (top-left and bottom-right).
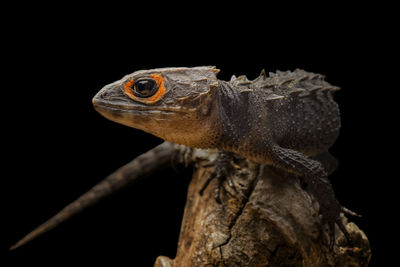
[{"x1": 229, "y1": 68, "x2": 339, "y2": 97}]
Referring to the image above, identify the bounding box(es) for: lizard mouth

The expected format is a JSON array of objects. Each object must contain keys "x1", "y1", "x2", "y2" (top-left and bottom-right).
[
  {"x1": 92, "y1": 98, "x2": 191, "y2": 114},
  {"x1": 92, "y1": 96, "x2": 197, "y2": 135}
]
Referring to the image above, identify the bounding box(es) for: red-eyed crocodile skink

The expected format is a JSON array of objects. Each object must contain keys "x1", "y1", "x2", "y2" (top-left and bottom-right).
[{"x1": 11, "y1": 66, "x2": 359, "y2": 251}]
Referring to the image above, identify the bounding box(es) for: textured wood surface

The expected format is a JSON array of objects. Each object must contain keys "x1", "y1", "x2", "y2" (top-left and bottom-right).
[{"x1": 156, "y1": 148, "x2": 371, "y2": 267}]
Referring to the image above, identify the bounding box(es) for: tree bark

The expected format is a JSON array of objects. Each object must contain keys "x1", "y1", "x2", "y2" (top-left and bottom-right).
[{"x1": 156, "y1": 148, "x2": 371, "y2": 267}]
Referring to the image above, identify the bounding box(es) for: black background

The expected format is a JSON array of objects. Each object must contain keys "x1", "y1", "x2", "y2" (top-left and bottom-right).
[{"x1": 2, "y1": 4, "x2": 395, "y2": 266}]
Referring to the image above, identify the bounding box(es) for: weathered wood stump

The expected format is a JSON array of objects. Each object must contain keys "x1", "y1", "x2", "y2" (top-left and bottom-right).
[{"x1": 155, "y1": 148, "x2": 371, "y2": 267}]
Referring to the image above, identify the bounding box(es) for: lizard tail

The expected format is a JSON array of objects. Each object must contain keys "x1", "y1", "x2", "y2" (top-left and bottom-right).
[{"x1": 10, "y1": 141, "x2": 180, "y2": 250}]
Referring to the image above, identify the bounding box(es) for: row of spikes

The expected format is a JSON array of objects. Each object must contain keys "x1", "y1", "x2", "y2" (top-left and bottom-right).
[
  {"x1": 231, "y1": 69, "x2": 339, "y2": 99},
  {"x1": 230, "y1": 69, "x2": 325, "y2": 85}
]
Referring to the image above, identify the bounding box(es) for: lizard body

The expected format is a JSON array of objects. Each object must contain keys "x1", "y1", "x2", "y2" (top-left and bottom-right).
[
  {"x1": 93, "y1": 66, "x2": 354, "y2": 248},
  {"x1": 11, "y1": 66, "x2": 356, "y2": 250},
  {"x1": 93, "y1": 66, "x2": 340, "y2": 164}
]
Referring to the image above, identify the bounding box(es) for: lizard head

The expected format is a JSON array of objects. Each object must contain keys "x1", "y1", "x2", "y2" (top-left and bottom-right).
[{"x1": 93, "y1": 66, "x2": 221, "y2": 147}]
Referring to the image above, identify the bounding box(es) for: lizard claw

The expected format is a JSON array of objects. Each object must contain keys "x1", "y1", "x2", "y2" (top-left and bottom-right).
[
  {"x1": 341, "y1": 206, "x2": 362, "y2": 218},
  {"x1": 328, "y1": 221, "x2": 336, "y2": 251},
  {"x1": 336, "y1": 218, "x2": 353, "y2": 246},
  {"x1": 326, "y1": 215, "x2": 356, "y2": 251},
  {"x1": 199, "y1": 150, "x2": 239, "y2": 203},
  {"x1": 319, "y1": 201, "x2": 360, "y2": 250}
]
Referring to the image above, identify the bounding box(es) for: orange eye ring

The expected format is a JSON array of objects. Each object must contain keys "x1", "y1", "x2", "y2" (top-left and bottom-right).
[{"x1": 123, "y1": 74, "x2": 166, "y2": 104}]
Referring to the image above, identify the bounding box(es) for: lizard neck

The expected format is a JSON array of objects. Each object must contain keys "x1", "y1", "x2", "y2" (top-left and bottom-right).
[
  {"x1": 163, "y1": 81, "x2": 247, "y2": 150},
  {"x1": 216, "y1": 81, "x2": 252, "y2": 152},
  {"x1": 214, "y1": 81, "x2": 274, "y2": 165},
  {"x1": 150, "y1": 91, "x2": 224, "y2": 149}
]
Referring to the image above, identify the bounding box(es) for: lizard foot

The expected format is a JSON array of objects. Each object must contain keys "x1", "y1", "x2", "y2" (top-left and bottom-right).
[
  {"x1": 318, "y1": 197, "x2": 361, "y2": 251},
  {"x1": 199, "y1": 150, "x2": 239, "y2": 203},
  {"x1": 303, "y1": 175, "x2": 361, "y2": 250}
]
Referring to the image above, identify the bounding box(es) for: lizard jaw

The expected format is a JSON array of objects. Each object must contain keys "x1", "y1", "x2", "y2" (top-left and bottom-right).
[{"x1": 93, "y1": 99, "x2": 219, "y2": 149}]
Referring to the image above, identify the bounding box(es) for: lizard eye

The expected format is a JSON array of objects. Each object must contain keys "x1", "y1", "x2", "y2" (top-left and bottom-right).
[
  {"x1": 123, "y1": 74, "x2": 166, "y2": 104},
  {"x1": 132, "y1": 79, "x2": 158, "y2": 98}
]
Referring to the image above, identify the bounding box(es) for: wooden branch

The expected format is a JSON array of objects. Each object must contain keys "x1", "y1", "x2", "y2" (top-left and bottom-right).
[{"x1": 155, "y1": 148, "x2": 371, "y2": 267}]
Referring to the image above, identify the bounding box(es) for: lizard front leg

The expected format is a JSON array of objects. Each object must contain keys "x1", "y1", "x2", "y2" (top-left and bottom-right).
[
  {"x1": 269, "y1": 144, "x2": 357, "y2": 250},
  {"x1": 199, "y1": 150, "x2": 239, "y2": 203}
]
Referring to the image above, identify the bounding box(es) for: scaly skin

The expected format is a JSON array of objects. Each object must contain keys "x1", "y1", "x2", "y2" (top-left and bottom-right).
[{"x1": 92, "y1": 66, "x2": 358, "y2": 249}]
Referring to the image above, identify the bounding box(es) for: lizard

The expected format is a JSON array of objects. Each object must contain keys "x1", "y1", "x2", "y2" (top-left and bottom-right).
[{"x1": 10, "y1": 66, "x2": 359, "y2": 251}]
